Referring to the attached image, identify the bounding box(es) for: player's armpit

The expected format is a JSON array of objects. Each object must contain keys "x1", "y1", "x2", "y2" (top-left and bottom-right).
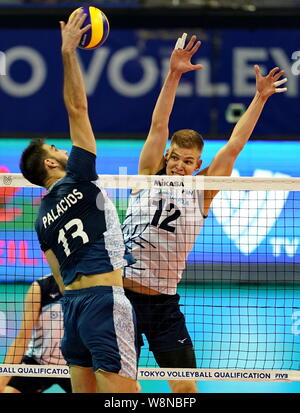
[{"x1": 139, "y1": 154, "x2": 166, "y2": 176}]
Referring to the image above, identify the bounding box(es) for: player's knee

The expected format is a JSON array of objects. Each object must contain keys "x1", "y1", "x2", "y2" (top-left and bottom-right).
[
  {"x1": 154, "y1": 346, "x2": 196, "y2": 369},
  {"x1": 136, "y1": 381, "x2": 142, "y2": 393},
  {"x1": 168, "y1": 380, "x2": 198, "y2": 393},
  {"x1": 96, "y1": 370, "x2": 139, "y2": 393}
]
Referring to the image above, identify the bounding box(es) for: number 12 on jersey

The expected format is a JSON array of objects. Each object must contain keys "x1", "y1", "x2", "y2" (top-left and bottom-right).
[{"x1": 150, "y1": 199, "x2": 181, "y2": 233}]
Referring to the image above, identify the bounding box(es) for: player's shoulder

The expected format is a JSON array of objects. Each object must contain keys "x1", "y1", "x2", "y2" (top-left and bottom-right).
[{"x1": 66, "y1": 145, "x2": 98, "y2": 182}]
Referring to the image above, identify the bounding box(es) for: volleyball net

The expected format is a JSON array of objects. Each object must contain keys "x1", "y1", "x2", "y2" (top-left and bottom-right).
[{"x1": 0, "y1": 173, "x2": 300, "y2": 382}]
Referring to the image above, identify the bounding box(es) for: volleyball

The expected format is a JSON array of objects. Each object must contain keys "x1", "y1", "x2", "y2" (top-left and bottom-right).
[{"x1": 69, "y1": 6, "x2": 110, "y2": 50}]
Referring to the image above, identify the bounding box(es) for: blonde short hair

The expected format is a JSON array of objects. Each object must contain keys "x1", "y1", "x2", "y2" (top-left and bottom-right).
[{"x1": 170, "y1": 129, "x2": 204, "y2": 153}]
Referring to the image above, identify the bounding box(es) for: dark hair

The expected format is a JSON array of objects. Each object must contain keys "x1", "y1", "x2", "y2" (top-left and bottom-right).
[
  {"x1": 170, "y1": 129, "x2": 204, "y2": 153},
  {"x1": 19, "y1": 138, "x2": 48, "y2": 187}
]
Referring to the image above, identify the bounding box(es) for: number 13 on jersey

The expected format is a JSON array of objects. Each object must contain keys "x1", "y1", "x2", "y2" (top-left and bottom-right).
[{"x1": 58, "y1": 218, "x2": 89, "y2": 256}]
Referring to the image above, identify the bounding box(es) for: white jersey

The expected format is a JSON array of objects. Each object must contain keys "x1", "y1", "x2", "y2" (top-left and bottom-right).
[
  {"x1": 25, "y1": 275, "x2": 66, "y2": 365},
  {"x1": 122, "y1": 179, "x2": 206, "y2": 295}
]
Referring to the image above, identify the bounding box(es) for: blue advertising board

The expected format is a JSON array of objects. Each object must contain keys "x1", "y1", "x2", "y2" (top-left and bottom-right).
[{"x1": 0, "y1": 28, "x2": 299, "y2": 135}]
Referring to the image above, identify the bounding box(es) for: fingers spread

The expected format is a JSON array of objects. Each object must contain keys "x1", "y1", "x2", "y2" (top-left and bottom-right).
[
  {"x1": 174, "y1": 33, "x2": 201, "y2": 54},
  {"x1": 268, "y1": 66, "x2": 280, "y2": 77},
  {"x1": 180, "y1": 33, "x2": 187, "y2": 49},
  {"x1": 274, "y1": 78, "x2": 288, "y2": 87},
  {"x1": 254, "y1": 64, "x2": 260, "y2": 75},
  {"x1": 78, "y1": 12, "x2": 88, "y2": 29},
  {"x1": 275, "y1": 87, "x2": 288, "y2": 93},
  {"x1": 174, "y1": 33, "x2": 187, "y2": 50},
  {"x1": 174, "y1": 38, "x2": 181, "y2": 50},
  {"x1": 193, "y1": 63, "x2": 204, "y2": 70},
  {"x1": 69, "y1": 8, "x2": 86, "y2": 29},
  {"x1": 273, "y1": 70, "x2": 285, "y2": 81},
  {"x1": 81, "y1": 23, "x2": 91, "y2": 34},
  {"x1": 189, "y1": 41, "x2": 201, "y2": 55},
  {"x1": 185, "y1": 34, "x2": 197, "y2": 51},
  {"x1": 274, "y1": 77, "x2": 288, "y2": 92}
]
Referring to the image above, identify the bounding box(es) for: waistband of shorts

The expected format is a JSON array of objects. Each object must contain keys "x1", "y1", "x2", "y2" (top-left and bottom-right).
[
  {"x1": 63, "y1": 285, "x2": 125, "y2": 296},
  {"x1": 125, "y1": 288, "x2": 179, "y2": 302}
]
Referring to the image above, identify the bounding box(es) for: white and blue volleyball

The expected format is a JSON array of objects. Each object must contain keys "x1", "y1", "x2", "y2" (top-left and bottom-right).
[{"x1": 69, "y1": 6, "x2": 110, "y2": 50}]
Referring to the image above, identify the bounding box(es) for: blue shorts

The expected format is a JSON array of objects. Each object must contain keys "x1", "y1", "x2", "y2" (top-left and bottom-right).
[
  {"x1": 61, "y1": 286, "x2": 138, "y2": 380},
  {"x1": 125, "y1": 290, "x2": 193, "y2": 354}
]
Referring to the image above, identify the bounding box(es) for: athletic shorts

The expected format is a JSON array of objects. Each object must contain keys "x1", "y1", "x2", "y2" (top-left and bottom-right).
[
  {"x1": 61, "y1": 286, "x2": 138, "y2": 380},
  {"x1": 125, "y1": 289, "x2": 193, "y2": 354},
  {"x1": 7, "y1": 356, "x2": 72, "y2": 393}
]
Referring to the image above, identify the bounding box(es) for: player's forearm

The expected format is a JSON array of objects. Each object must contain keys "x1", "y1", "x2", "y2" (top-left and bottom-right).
[
  {"x1": 4, "y1": 338, "x2": 28, "y2": 364},
  {"x1": 138, "y1": 70, "x2": 182, "y2": 174},
  {"x1": 62, "y1": 49, "x2": 88, "y2": 115},
  {"x1": 227, "y1": 91, "x2": 267, "y2": 154},
  {"x1": 151, "y1": 70, "x2": 181, "y2": 130},
  {"x1": 0, "y1": 376, "x2": 11, "y2": 392}
]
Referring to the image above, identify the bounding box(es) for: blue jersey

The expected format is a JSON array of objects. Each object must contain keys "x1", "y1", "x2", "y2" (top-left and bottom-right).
[{"x1": 35, "y1": 146, "x2": 132, "y2": 286}]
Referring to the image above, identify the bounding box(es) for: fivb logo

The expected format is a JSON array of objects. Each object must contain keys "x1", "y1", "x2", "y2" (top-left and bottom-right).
[
  {"x1": 0, "y1": 51, "x2": 6, "y2": 76},
  {"x1": 212, "y1": 169, "x2": 290, "y2": 255}
]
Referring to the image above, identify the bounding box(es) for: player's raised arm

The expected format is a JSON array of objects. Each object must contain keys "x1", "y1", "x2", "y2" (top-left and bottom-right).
[
  {"x1": 59, "y1": 10, "x2": 96, "y2": 155},
  {"x1": 138, "y1": 34, "x2": 203, "y2": 175},
  {"x1": 204, "y1": 65, "x2": 287, "y2": 179}
]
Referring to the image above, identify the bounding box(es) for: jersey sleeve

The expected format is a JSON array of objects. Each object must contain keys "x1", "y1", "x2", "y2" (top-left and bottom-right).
[{"x1": 66, "y1": 145, "x2": 98, "y2": 181}]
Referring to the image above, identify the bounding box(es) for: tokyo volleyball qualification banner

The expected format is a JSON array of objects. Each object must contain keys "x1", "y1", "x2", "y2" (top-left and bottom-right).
[{"x1": 0, "y1": 28, "x2": 299, "y2": 135}]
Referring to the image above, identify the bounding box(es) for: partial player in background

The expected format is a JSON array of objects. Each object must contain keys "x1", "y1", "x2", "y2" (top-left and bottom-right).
[
  {"x1": 122, "y1": 33, "x2": 288, "y2": 393},
  {"x1": 19, "y1": 10, "x2": 138, "y2": 393},
  {"x1": 0, "y1": 274, "x2": 71, "y2": 394}
]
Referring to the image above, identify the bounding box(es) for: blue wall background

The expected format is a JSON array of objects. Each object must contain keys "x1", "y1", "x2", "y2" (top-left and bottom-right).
[{"x1": 0, "y1": 28, "x2": 299, "y2": 136}]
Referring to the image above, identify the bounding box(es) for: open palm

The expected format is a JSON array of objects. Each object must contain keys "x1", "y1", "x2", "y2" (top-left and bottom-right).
[
  {"x1": 170, "y1": 35, "x2": 203, "y2": 74},
  {"x1": 255, "y1": 65, "x2": 287, "y2": 99}
]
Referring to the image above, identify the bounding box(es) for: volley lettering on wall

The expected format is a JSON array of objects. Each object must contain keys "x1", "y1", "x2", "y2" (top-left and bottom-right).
[{"x1": 0, "y1": 29, "x2": 298, "y2": 135}]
